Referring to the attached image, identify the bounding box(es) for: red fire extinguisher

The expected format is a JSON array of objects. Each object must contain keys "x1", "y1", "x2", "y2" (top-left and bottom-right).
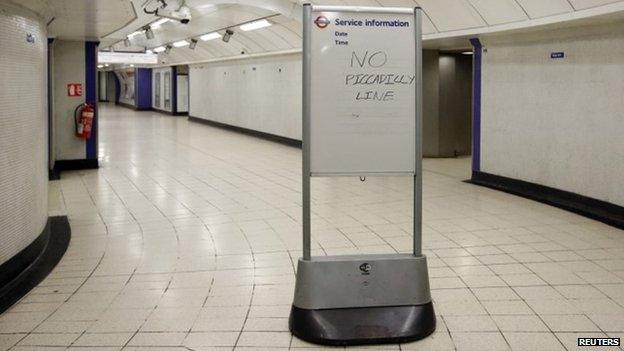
[{"x1": 74, "y1": 103, "x2": 95, "y2": 139}]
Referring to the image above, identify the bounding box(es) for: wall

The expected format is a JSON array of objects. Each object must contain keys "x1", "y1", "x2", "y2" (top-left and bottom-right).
[
  {"x1": 423, "y1": 50, "x2": 440, "y2": 156},
  {"x1": 53, "y1": 40, "x2": 86, "y2": 161},
  {"x1": 189, "y1": 53, "x2": 302, "y2": 140},
  {"x1": 106, "y1": 71, "x2": 117, "y2": 103},
  {"x1": 177, "y1": 75, "x2": 189, "y2": 113},
  {"x1": 0, "y1": 2, "x2": 48, "y2": 265},
  {"x1": 152, "y1": 67, "x2": 173, "y2": 113},
  {"x1": 114, "y1": 69, "x2": 135, "y2": 107},
  {"x1": 98, "y1": 71, "x2": 107, "y2": 101},
  {"x1": 438, "y1": 53, "x2": 472, "y2": 157},
  {"x1": 422, "y1": 50, "x2": 472, "y2": 157},
  {"x1": 479, "y1": 23, "x2": 624, "y2": 206},
  {"x1": 52, "y1": 40, "x2": 98, "y2": 164}
]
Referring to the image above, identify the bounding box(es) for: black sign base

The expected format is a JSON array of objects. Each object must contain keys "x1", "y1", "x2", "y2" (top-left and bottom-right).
[{"x1": 289, "y1": 302, "x2": 436, "y2": 346}]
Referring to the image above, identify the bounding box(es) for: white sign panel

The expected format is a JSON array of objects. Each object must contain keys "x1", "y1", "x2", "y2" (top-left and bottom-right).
[
  {"x1": 308, "y1": 8, "x2": 416, "y2": 176},
  {"x1": 98, "y1": 51, "x2": 158, "y2": 65}
]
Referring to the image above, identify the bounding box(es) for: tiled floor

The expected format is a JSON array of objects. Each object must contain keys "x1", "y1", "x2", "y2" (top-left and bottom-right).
[{"x1": 2, "y1": 104, "x2": 624, "y2": 350}]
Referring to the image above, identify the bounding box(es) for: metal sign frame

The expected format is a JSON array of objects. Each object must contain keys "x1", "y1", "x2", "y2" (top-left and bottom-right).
[
  {"x1": 301, "y1": 5, "x2": 423, "y2": 261},
  {"x1": 291, "y1": 5, "x2": 434, "y2": 346}
]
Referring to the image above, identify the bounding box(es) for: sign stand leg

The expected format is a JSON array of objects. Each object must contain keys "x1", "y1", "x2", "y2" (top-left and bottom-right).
[
  {"x1": 302, "y1": 3, "x2": 312, "y2": 262},
  {"x1": 414, "y1": 6, "x2": 424, "y2": 257}
]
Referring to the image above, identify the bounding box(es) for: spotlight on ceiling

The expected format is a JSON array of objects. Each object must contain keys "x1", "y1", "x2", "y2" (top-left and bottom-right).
[
  {"x1": 164, "y1": 45, "x2": 172, "y2": 54},
  {"x1": 145, "y1": 26, "x2": 155, "y2": 40},
  {"x1": 124, "y1": 38, "x2": 131, "y2": 47},
  {"x1": 153, "y1": 46, "x2": 166, "y2": 53},
  {"x1": 189, "y1": 38, "x2": 198, "y2": 50},
  {"x1": 222, "y1": 29, "x2": 234, "y2": 43}
]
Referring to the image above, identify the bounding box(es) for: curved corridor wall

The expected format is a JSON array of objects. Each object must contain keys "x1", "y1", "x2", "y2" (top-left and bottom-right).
[
  {"x1": 477, "y1": 23, "x2": 624, "y2": 210},
  {"x1": 0, "y1": 3, "x2": 48, "y2": 266},
  {"x1": 189, "y1": 53, "x2": 302, "y2": 140}
]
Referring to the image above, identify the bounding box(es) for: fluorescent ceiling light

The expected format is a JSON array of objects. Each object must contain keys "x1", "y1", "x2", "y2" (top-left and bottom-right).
[
  {"x1": 130, "y1": 64, "x2": 135, "y2": 67},
  {"x1": 173, "y1": 40, "x2": 189, "y2": 47},
  {"x1": 152, "y1": 18, "x2": 171, "y2": 28},
  {"x1": 240, "y1": 19, "x2": 271, "y2": 31},
  {"x1": 127, "y1": 31, "x2": 142, "y2": 39},
  {"x1": 97, "y1": 64, "x2": 103, "y2": 68},
  {"x1": 196, "y1": 4, "x2": 216, "y2": 10},
  {"x1": 104, "y1": 64, "x2": 110, "y2": 67},
  {"x1": 200, "y1": 32, "x2": 221, "y2": 41},
  {"x1": 146, "y1": 49, "x2": 153, "y2": 54},
  {"x1": 462, "y1": 51, "x2": 473, "y2": 55},
  {"x1": 153, "y1": 46, "x2": 166, "y2": 53}
]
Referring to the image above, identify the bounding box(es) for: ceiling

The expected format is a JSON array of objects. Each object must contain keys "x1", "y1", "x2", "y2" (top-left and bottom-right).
[
  {"x1": 10, "y1": 0, "x2": 624, "y2": 64},
  {"x1": 10, "y1": 0, "x2": 136, "y2": 41}
]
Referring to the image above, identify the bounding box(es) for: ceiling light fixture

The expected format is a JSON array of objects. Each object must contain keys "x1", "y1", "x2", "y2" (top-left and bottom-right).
[
  {"x1": 222, "y1": 29, "x2": 234, "y2": 43},
  {"x1": 145, "y1": 26, "x2": 155, "y2": 39},
  {"x1": 146, "y1": 49, "x2": 153, "y2": 54},
  {"x1": 153, "y1": 46, "x2": 166, "y2": 53},
  {"x1": 462, "y1": 51, "x2": 473, "y2": 55},
  {"x1": 240, "y1": 19, "x2": 271, "y2": 31},
  {"x1": 97, "y1": 64, "x2": 104, "y2": 68},
  {"x1": 173, "y1": 40, "x2": 189, "y2": 47},
  {"x1": 200, "y1": 32, "x2": 221, "y2": 41},
  {"x1": 189, "y1": 39, "x2": 198, "y2": 50}
]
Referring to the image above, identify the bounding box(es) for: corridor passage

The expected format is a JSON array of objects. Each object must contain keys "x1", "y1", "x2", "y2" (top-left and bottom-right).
[{"x1": 3, "y1": 104, "x2": 624, "y2": 350}]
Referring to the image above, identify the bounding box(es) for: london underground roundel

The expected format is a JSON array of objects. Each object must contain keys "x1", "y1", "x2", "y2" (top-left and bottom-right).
[{"x1": 314, "y1": 16, "x2": 330, "y2": 29}]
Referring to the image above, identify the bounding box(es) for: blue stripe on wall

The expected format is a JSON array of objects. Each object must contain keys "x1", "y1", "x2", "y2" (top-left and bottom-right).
[
  {"x1": 469, "y1": 38, "x2": 482, "y2": 172},
  {"x1": 85, "y1": 41, "x2": 98, "y2": 160},
  {"x1": 135, "y1": 68, "x2": 153, "y2": 110}
]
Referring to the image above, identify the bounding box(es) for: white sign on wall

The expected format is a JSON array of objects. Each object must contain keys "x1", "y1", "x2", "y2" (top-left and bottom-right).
[{"x1": 308, "y1": 8, "x2": 416, "y2": 176}]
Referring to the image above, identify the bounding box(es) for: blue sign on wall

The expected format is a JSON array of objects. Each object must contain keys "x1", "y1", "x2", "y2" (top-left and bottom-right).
[{"x1": 551, "y1": 52, "x2": 565, "y2": 59}]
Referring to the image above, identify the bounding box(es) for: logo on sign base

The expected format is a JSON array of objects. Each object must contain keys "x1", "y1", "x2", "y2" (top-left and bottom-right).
[
  {"x1": 359, "y1": 263, "x2": 371, "y2": 275},
  {"x1": 314, "y1": 16, "x2": 330, "y2": 29}
]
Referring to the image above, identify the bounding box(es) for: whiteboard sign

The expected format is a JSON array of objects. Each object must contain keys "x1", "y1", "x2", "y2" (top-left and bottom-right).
[{"x1": 307, "y1": 7, "x2": 417, "y2": 176}]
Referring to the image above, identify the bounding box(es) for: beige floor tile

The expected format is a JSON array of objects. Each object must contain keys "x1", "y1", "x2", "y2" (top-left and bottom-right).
[
  {"x1": 450, "y1": 331, "x2": 510, "y2": 351},
  {"x1": 503, "y1": 332, "x2": 565, "y2": 351}
]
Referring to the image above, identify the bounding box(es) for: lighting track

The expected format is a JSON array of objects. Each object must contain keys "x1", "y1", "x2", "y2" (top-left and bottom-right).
[{"x1": 146, "y1": 13, "x2": 281, "y2": 53}]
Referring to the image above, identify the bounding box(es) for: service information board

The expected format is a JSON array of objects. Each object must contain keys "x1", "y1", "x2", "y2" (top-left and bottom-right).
[{"x1": 308, "y1": 8, "x2": 416, "y2": 176}]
